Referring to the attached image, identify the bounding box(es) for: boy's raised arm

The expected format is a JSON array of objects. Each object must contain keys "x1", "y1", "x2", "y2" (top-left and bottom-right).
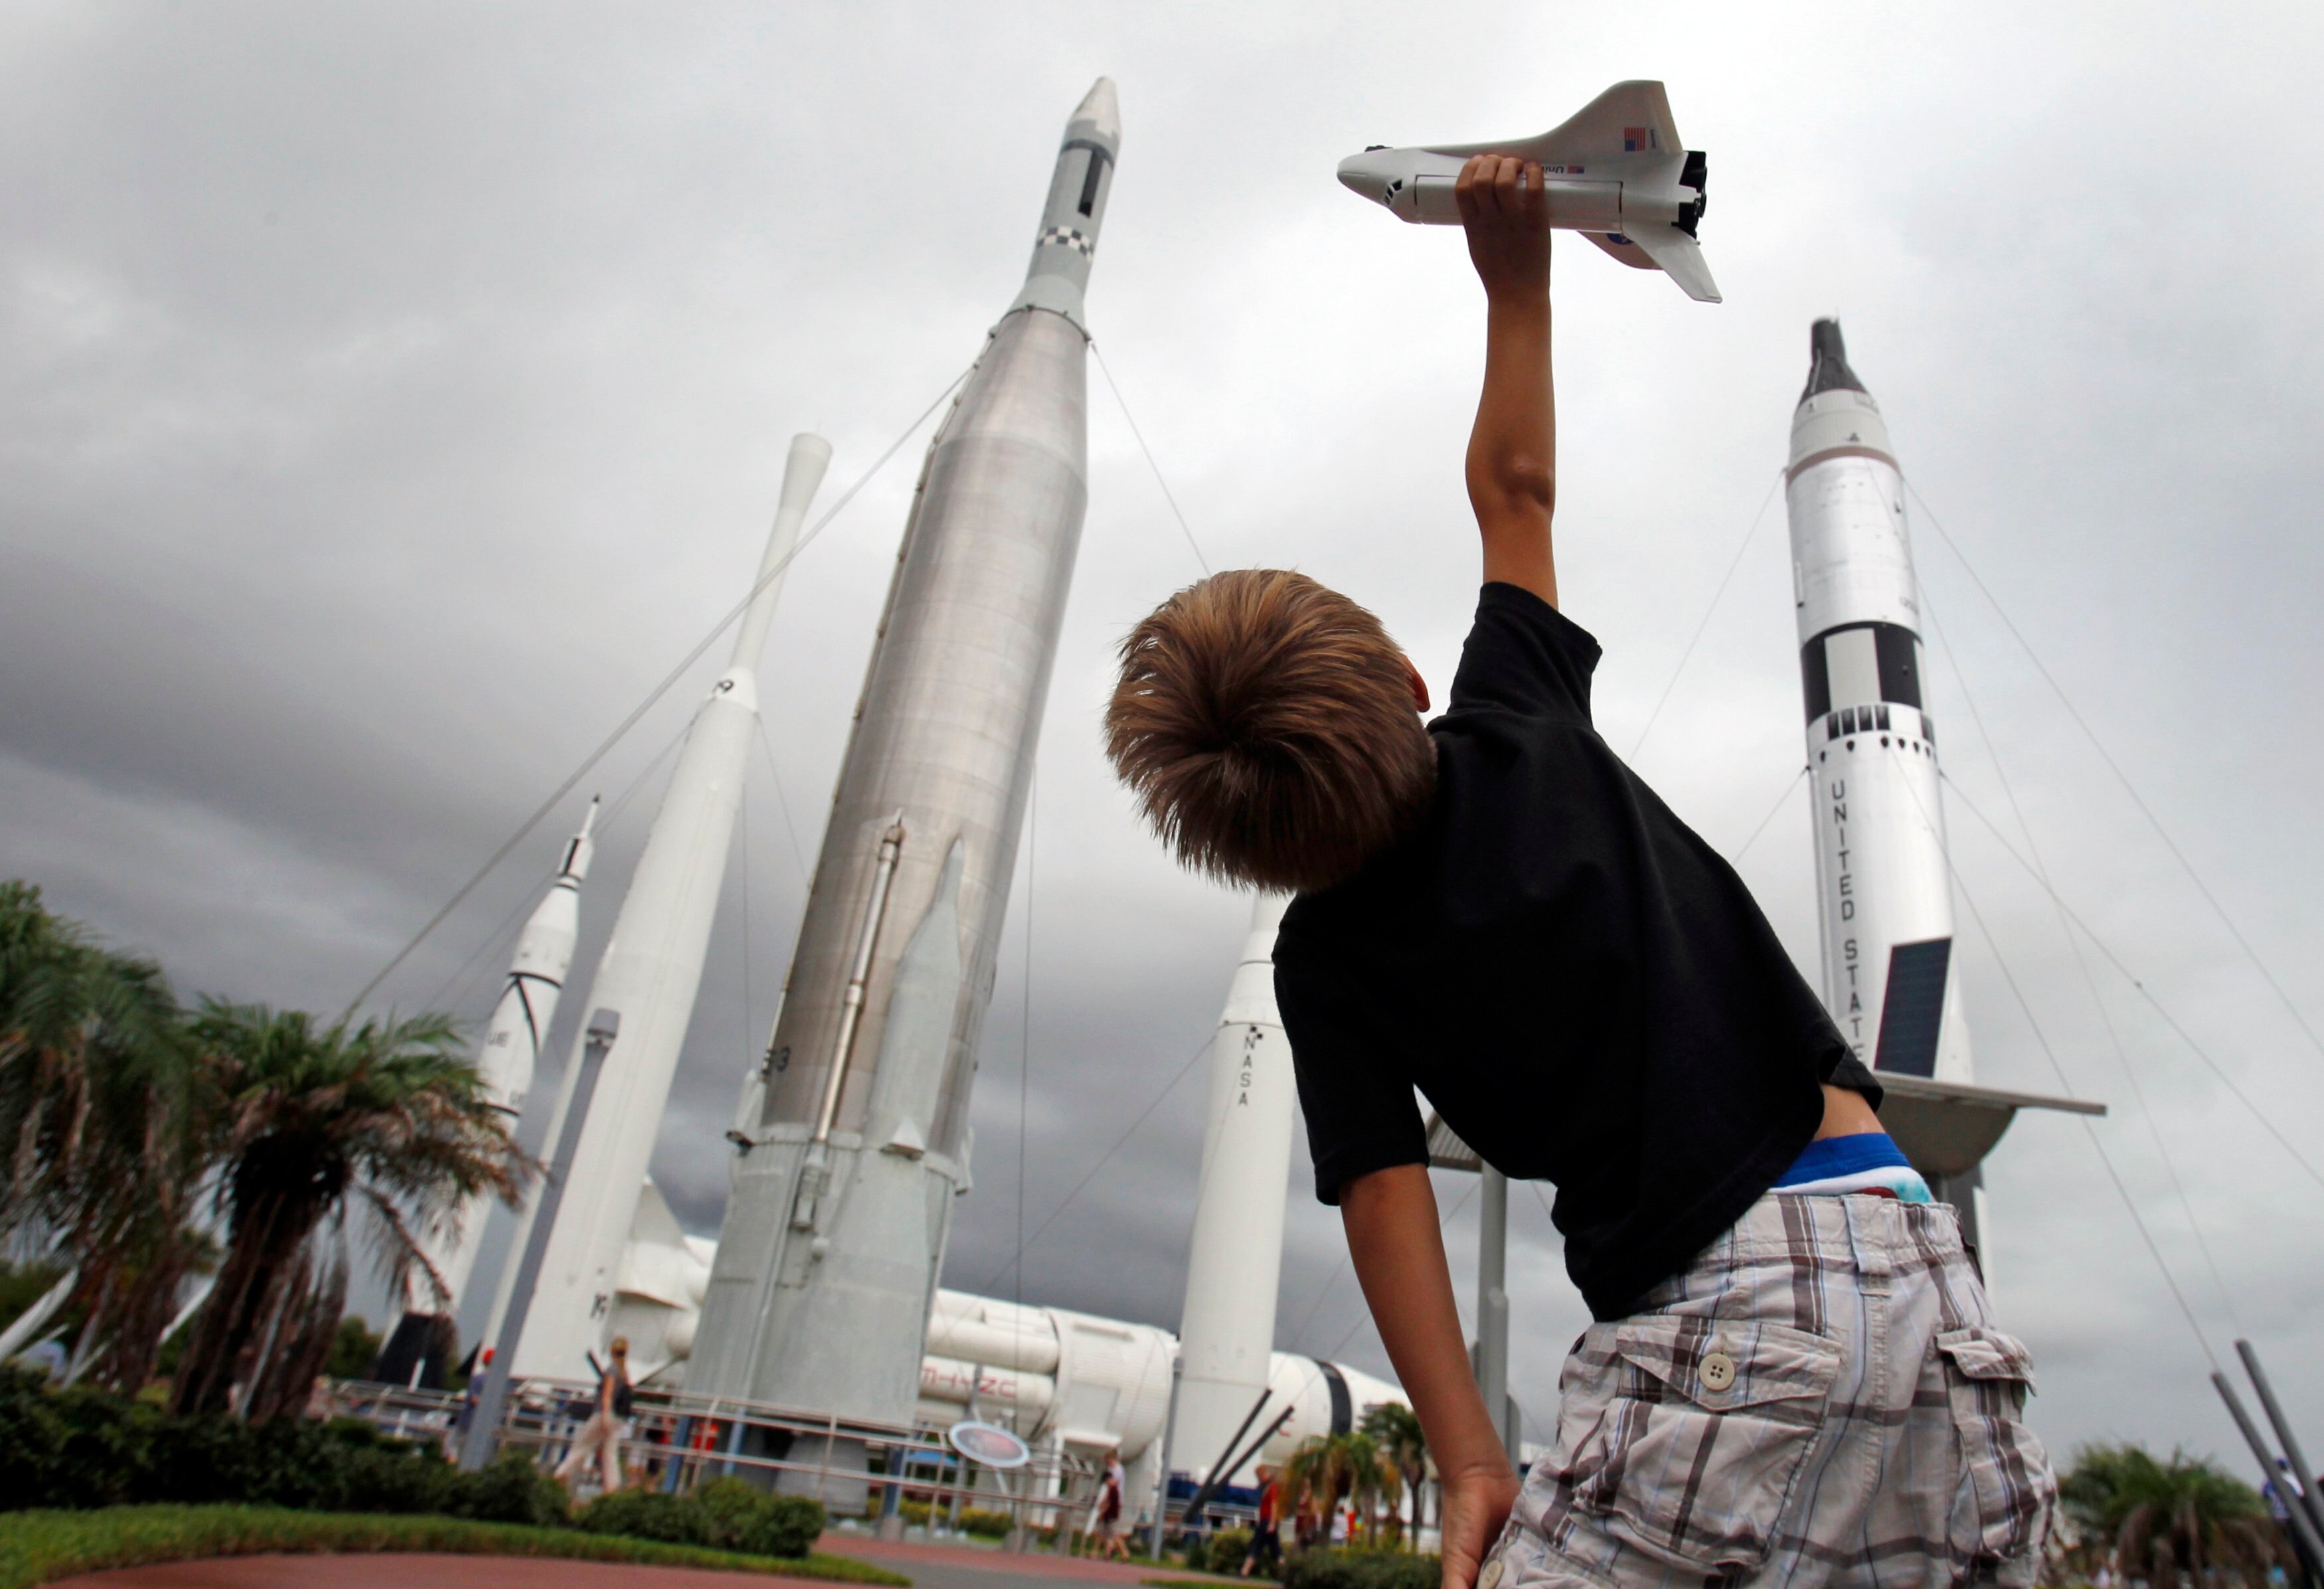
[{"x1": 1457, "y1": 155, "x2": 1558, "y2": 609}]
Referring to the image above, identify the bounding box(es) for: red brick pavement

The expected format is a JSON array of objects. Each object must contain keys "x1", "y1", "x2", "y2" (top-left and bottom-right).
[{"x1": 46, "y1": 1538, "x2": 1241, "y2": 1588}]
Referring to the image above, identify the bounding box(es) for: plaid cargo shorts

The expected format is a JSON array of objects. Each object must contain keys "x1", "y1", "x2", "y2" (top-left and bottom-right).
[{"x1": 1485, "y1": 1193, "x2": 2054, "y2": 1588}]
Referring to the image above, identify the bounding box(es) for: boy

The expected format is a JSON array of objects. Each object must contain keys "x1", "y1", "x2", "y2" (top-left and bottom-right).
[{"x1": 1104, "y1": 156, "x2": 2054, "y2": 1588}]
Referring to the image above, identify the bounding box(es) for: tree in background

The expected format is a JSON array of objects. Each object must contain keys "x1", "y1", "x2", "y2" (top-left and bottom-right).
[
  {"x1": 2058, "y1": 1442, "x2": 2291, "y2": 1586},
  {"x1": 169, "y1": 1001, "x2": 529, "y2": 1420},
  {"x1": 0, "y1": 882, "x2": 207, "y2": 1392},
  {"x1": 1283, "y1": 1429, "x2": 1395, "y2": 1548},
  {"x1": 1360, "y1": 1402, "x2": 1429, "y2": 1549}
]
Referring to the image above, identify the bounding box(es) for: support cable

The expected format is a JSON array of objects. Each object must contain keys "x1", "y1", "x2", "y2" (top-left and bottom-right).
[
  {"x1": 738, "y1": 790, "x2": 755, "y2": 1085},
  {"x1": 1627, "y1": 468, "x2": 1784, "y2": 765},
  {"x1": 1900, "y1": 770, "x2": 2221, "y2": 1368},
  {"x1": 1908, "y1": 479, "x2": 2324, "y2": 1068},
  {"x1": 1729, "y1": 765, "x2": 1809, "y2": 867},
  {"x1": 416, "y1": 716, "x2": 693, "y2": 1017},
  {"x1": 1090, "y1": 341, "x2": 1212, "y2": 577},
  {"x1": 964, "y1": 1031, "x2": 1212, "y2": 1299},
  {"x1": 1920, "y1": 585, "x2": 2243, "y2": 1331},
  {"x1": 340, "y1": 362, "x2": 975, "y2": 1018},
  {"x1": 1015, "y1": 772, "x2": 1036, "y2": 1338},
  {"x1": 753, "y1": 718, "x2": 813, "y2": 886},
  {"x1": 1940, "y1": 773, "x2": 2324, "y2": 1197}
]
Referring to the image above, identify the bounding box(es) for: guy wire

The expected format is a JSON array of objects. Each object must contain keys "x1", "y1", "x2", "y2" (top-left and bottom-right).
[
  {"x1": 1092, "y1": 340, "x2": 1213, "y2": 577},
  {"x1": 1919, "y1": 579, "x2": 2242, "y2": 1331},
  {"x1": 1908, "y1": 477, "x2": 2324, "y2": 1068},
  {"x1": 1924, "y1": 782, "x2": 2220, "y2": 1373},
  {"x1": 1627, "y1": 467, "x2": 1784, "y2": 765},
  {"x1": 341, "y1": 361, "x2": 973, "y2": 1019}
]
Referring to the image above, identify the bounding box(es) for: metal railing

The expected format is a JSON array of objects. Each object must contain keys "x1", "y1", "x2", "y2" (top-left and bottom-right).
[{"x1": 335, "y1": 1375, "x2": 1106, "y2": 1530}]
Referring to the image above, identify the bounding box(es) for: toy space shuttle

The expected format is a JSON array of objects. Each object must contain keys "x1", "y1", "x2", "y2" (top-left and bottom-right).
[{"x1": 1337, "y1": 80, "x2": 1719, "y2": 303}]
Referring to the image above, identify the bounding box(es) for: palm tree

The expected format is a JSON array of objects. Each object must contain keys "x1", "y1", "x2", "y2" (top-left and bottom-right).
[
  {"x1": 1283, "y1": 1430, "x2": 1394, "y2": 1548},
  {"x1": 2059, "y1": 1442, "x2": 2291, "y2": 1586},
  {"x1": 1361, "y1": 1402, "x2": 1430, "y2": 1549},
  {"x1": 169, "y1": 1000, "x2": 530, "y2": 1420},
  {"x1": 0, "y1": 882, "x2": 204, "y2": 1392}
]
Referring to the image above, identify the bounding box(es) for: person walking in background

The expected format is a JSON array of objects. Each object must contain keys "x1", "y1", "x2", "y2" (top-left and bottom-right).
[
  {"x1": 1240, "y1": 1464, "x2": 1284, "y2": 1577},
  {"x1": 556, "y1": 1335, "x2": 633, "y2": 1496},
  {"x1": 1093, "y1": 1446, "x2": 1130, "y2": 1560}
]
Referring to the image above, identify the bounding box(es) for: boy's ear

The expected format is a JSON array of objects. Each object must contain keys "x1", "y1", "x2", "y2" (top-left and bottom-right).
[{"x1": 1404, "y1": 656, "x2": 1430, "y2": 713}]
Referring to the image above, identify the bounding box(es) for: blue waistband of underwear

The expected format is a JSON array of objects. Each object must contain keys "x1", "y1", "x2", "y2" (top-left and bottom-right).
[{"x1": 1772, "y1": 1131, "x2": 1934, "y2": 1203}]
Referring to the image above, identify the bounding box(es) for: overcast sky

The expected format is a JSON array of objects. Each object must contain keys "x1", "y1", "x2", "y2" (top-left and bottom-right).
[{"x1": 5, "y1": 1, "x2": 2323, "y2": 1473}]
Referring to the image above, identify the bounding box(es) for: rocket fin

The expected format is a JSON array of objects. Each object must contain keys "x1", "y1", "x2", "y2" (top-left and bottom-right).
[{"x1": 1629, "y1": 229, "x2": 1722, "y2": 303}]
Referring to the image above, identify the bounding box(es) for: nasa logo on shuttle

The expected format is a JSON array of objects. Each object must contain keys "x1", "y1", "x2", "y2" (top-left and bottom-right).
[{"x1": 949, "y1": 1419, "x2": 1031, "y2": 1469}]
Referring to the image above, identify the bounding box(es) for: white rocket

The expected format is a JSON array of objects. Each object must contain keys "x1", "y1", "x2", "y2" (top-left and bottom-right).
[
  {"x1": 1173, "y1": 894, "x2": 1297, "y2": 1487},
  {"x1": 1335, "y1": 80, "x2": 1718, "y2": 303},
  {"x1": 1787, "y1": 320, "x2": 1973, "y2": 1088},
  {"x1": 416, "y1": 803, "x2": 596, "y2": 1315},
  {"x1": 491, "y1": 432, "x2": 832, "y2": 1379}
]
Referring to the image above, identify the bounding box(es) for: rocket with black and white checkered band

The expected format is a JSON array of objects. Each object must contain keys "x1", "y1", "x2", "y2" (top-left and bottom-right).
[{"x1": 1786, "y1": 320, "x2": 1974, "y2": 1088}]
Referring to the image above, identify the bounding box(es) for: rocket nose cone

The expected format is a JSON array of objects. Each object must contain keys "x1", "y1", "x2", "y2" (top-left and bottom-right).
[
  {"x1": 1072, "y1": 76, "x2": 1120, "y2": 143},
  {"x1": 1801, "y1": 317, "x2": 1868, "y2": 403}
]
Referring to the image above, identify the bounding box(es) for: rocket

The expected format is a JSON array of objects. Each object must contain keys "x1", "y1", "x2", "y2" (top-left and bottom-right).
[
  {"x1": 375, "y1": 803, "x2": 596, "y2": 1384},
  {"x1": 489, "y1": 432, "x2": 832, "y2": 1378},
  {"x1": 1335, "y1": 80, "x2": 1718, "y2": 303},
  {"x1": 687, "y1": 79, "x2": 1120, "y2": 1448},
  {"x1": 1173, "y1": 894, "x2": 1297, "y2": 1489},
  {"x1": 1785, "y1": 320, "x2": 1973, "y2": 1087},
  {"x1": 424, "y1": 801, "x2": 596, "y2": 1308}
]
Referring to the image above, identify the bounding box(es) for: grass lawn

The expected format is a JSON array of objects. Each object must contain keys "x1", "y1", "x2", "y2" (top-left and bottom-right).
[{"x1": 0, "y1": 1505, "x2": 912, "y2": 1588}]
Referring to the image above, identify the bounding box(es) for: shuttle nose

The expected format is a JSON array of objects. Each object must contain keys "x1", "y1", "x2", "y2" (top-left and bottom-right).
[{"x1": 1337, "y1": 148, "x2": 1392, "y2": 197}]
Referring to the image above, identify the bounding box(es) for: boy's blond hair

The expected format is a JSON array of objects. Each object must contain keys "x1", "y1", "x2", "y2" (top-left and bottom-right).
[{"x1": 1104, "y1": 570, "x2": 1435, "y2": 894}]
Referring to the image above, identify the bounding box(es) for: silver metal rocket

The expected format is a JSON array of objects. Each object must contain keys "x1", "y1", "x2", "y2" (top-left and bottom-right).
[
  {"x1": 1786, "y1": 319, "x2": 1973, "y2": 1087},
  {"x1": 491, "y1": 434, "x2": 833, "y2": 1378},
  {"x1": 689, "y1": 79, "x2": 1120, "y2": 1438}
]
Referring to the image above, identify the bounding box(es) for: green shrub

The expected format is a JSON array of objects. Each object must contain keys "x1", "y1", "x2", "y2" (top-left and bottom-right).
[
  {"x1": 694, "y1": 1478, "x2": 825, "y2": 1559},
  {"x1": 450, "y1": 1452, "x2": 568, "y2": 1529},
  {"x1": 956, "y1": 1505, "x2": 1014, "y2": 1539},
  {"x1": 1202, "y1": 1527, "x2": 1253, "y2": 1572},
  {"x1": 1282, "y1": 1546, "x2": 1442, "y2": 1589},
  {"x1": 576, "y1": 1491, "x2": 716, "y2": 1547}
]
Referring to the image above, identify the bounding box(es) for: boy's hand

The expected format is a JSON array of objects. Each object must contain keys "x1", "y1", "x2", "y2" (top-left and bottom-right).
[
  {"x1": 1454, "y1": 155, "x2": 1550, "y2": 301},
  {"x1": 1438, "y1": 1464, "x2": 1521, "y2": 1589}
]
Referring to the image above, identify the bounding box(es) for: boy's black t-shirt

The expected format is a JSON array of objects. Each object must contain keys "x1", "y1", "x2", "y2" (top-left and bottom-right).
[{"x1": 1273, "y1": 582, "x2": 1879, "y2": 1322}]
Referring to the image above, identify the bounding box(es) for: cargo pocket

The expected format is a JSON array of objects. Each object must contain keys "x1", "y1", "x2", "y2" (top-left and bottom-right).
[
  {"x1": 1935, "y1": 1327, "x2": 2054, "y2": 1578},
  {"x1": 1556, "y1": 1315, "x2": 1842, "y2": 1574}
]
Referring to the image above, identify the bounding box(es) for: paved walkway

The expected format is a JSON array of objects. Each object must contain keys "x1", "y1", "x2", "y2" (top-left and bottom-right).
[
  {"x1": 819, "y1": 1533, "x2": 1231, "y2": 1588},
  {"x1": 47, "y1": 1560, "x2": 790, "y2": 1588},
  {"x1": 48, "y1": 1539, "x2": 1237, "y2": 1589}
]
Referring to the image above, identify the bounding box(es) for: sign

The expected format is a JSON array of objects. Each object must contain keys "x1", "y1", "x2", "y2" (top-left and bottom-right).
[{"x1": 948, "y1": 1419, "x2": 1031, "y2": 1469}]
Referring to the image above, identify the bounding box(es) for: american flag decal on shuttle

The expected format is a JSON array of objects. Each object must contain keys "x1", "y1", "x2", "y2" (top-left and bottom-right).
[{"x1": 1621, "y1": 126, "x2": 1656, "y2": 153}]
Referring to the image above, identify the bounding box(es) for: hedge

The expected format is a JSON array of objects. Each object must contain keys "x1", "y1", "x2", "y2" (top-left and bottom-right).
[
  {"x1": 1280, "y1": 1547, "x2": 1442, "y2": 1589},
  {"x1": 579, "y1": 1481, "x2": 824, "y2": 1558},
  {"x1": 0, "y1": 1369, "x2": 825, "y2": 1563},
  {"x1": 0, "y1": 1505, "x2": 908, "y2": 1589}
]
